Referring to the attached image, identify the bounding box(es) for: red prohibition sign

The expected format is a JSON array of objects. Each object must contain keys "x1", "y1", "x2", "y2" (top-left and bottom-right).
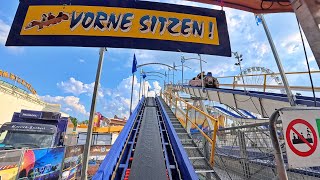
[{"x1": 286, "y1": 119, "x2": 318, "y2": 157}]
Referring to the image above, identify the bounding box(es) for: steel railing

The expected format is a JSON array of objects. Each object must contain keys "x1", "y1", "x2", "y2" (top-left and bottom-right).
[
  {"x1": 162, "y1": 91, "x2": 219, "y2": 166},
  {"x1": 215, "y1": 70, "x2": 320, "y2": 92}
]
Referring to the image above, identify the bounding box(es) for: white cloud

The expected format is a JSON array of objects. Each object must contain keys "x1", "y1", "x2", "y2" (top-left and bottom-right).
[
  {"x1": 153, "y1": 81, "x2": 162, "y2": 94},
  {"x1": 0, "y1": 19, "x2": 24, "y2": 53},
  {"x1": 302, "y1": 55, "x2": 316, "y2": 66},
  {"x1": 0, "y1": 19, "x2": 10, "y2": 45},
  {"x1": 79, "y1": 59, "x2": 85, "y2": 63},
  {"x1": 57, "y1": 77, "x2": 104, "y2": 98},
  {"x1": 101, "y1": 75, "x2": 161, "y2": 118},
  {"x1": 64, "y1": 107, "x2": 72, "y2": 112},
  {"x1": 40, "y1": 95, "x2": 89, "y2": 116},
  {"x1": 281, "y1": 33, "x2": 301, "y2": 54}
]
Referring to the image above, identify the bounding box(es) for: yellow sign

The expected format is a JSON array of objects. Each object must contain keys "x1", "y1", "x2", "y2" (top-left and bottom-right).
[
  {"x1": 21, "y1": 6, "x2": 219, "y2": 45},
  {"x1": 0, "y1": 70, "x2": 37, "y2": 95}
]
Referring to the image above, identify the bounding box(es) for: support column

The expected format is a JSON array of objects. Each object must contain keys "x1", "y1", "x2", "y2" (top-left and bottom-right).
[
  {"x1": 259, "y1": 14, "x2": 296, "y2": 106},
  {"x1": 289, "y1": 0, "x2": 320, "y2": 68},
  {"x1": 186, "y1": 106, "x2": 191, "y2": 133},
  {"x1": 199, "y1": 100, "x2": 214, "y2": 130},
  {"x1": 238, "y1": 131, "x2": 251, "y2": 179},
  {"x1": 81, "y1": 47, "x2": 105, "y2": 180}
]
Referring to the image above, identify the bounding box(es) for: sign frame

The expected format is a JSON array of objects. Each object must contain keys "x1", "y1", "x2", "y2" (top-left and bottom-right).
[
  {"x1": 280, "y1": 110, "x2": 320, "y2": 168},
  {"x1": 6, "y1": 0, "x2": 231, "y2": 56}
]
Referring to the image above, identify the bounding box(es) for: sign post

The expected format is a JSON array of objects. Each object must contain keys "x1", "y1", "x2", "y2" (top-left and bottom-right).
[
  {"x1": 280, "y1": 110, "x2": 320, "y2": 168},
  {"x1": 81, "y1": 47, "x2": 106, "y2": 180}
]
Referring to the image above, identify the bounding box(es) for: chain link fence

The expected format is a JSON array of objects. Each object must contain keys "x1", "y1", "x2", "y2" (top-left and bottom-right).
[{"x1": 191, "y1": 122, "x2": 320, "y2": 179}]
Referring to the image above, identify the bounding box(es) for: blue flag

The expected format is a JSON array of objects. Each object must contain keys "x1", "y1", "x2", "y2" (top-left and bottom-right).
[
  {"x1": 142, "y1": 74, "x2": 147, "y2": 79},
  {"x1": 132, "y1": 54, "x2": 137, "y2": 74},
  {"x1": 255, "y1": 15, "x2": 262, "y2": 26}
]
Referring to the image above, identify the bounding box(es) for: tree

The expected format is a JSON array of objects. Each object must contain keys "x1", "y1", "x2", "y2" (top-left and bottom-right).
[
  {"x1": 83, "y1": 120, "x2": 89, "y2": 124},
  {"x1": 69, "y1": 116, "x2": 78, "y2": 130}
]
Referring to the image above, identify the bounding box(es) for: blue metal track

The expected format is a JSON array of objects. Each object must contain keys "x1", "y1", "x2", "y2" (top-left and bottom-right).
[
  {"x1": 93, "y1": 97, "x2": 145, "y2": 180},
  {"x1": 156, "y1": 97, "x2": 198, "y2": 180},
  {"x1": 93, "y1": 97, "x2": 198, "y2": 180}
]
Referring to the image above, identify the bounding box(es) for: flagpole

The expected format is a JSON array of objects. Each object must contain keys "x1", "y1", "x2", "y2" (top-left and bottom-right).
[
  {"x1": 130, "y1": 54, "x2": 137, "y2": 115},
  {"x1": 129, "y1": 75, "x2": 135, "y2": 115},
  {"x1": 138, "y1": 69, "x2": 142, "y2": 100},
  {"x1": 143, "y1": 79, "x2": 145, "y2": 97}
]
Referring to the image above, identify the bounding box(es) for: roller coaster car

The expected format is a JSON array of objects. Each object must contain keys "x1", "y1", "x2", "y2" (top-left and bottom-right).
[{"x1": 189, "y1": 72, "x2": 219, "y2": 88}]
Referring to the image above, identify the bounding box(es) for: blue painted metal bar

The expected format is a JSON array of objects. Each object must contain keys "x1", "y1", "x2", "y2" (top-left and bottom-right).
[
  {"x1": 118, "y1": 105, "x2": 144, "y2": 180},
  {"x1": 156, "y1": 97, "x2": 198, "y2": 180},
  {"x1": 93, "y1": 97, "x2": 145, "y2": 180},
  {"x1": 156, "y1": 103, "x2": 174, "y2": 179},
  {"x1": 213, "y1": 106, "x2": 244, "y2": 118},
  {"x1": 239, "y1": 109, "x2": 257, "y2": 119}
]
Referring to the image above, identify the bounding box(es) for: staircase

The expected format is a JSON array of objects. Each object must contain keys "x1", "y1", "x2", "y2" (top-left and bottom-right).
[{"x1": 159, "y1": 98, "x2": 221, "y2": 180}]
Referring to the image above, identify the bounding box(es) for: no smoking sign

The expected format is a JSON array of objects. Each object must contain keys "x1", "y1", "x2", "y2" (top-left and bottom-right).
[{"x1": 281, "y1": 110, "x2": 320, "y2": 168}]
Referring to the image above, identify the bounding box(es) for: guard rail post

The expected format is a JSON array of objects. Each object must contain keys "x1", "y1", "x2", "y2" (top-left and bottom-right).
[
  {"x1": 185, "y1": 105, "x2": 191, "y2": 132},
  {"x1": 174, "y1": 97, "x2": 178, "y2": 115},
  {"x1": 210, "y1": 119, "x2": 219, "y2": 166},
  {"x1": 263, "y1": 74, "x2": 267, "y2": 92},
  {"x1": 269, "y1": 108, "x2": 288, "y2": 180}
]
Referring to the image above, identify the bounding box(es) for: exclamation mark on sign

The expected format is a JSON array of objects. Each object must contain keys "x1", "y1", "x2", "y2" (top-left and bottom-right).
[
  {"x1": 209, "y1": 22, "x2": 214, "y2": 40},
  {"x1": 316, "y1": 119, "x2": 320, "y2": 139}
]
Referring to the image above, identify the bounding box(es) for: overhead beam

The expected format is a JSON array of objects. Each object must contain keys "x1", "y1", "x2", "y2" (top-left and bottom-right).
[
  {"x1": 137, "y1": 62, "x2": 174, "y2": 69},
  {"x1": 290, "y1": 0, "x2": 320, "y2": 68}
]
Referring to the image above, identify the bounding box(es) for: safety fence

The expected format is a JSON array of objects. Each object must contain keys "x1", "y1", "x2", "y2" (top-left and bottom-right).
[
  {"x1": 0, "y1": 145, "x2": 111, "y2": 180},
  {"x1": 162, "y1": 89, "x2": 320, "y2": 179},
  {"x1": 196, "y1": 122, "x2": 320, "y2": 180}
]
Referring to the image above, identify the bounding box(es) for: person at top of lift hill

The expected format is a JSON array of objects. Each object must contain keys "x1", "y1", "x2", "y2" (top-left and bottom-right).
[{"x1": 189, "y1": 71, "x2": 219, "y2": 88}]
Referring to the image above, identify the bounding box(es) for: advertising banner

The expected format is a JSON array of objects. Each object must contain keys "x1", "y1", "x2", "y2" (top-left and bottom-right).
[
  {"x1": 0, "y1": 150, "x2": 23, "y2": 180},
  {"x1": 18, "y1": 147, "x2": 65, "y2": 180},
  {"x1": 61, "y1": 145, "x2": 84, "y2": 180},
  {"x1": 6, "y1": 0, "x2": 231, "y2": 56},
  {"x1": 88, "y1": 145, "x2": 111, "y2": 176}
]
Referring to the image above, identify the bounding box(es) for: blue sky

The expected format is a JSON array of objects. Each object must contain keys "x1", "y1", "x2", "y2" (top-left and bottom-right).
[{"x1": 0, "y1": 0, "x2": 319, "y2": 121}]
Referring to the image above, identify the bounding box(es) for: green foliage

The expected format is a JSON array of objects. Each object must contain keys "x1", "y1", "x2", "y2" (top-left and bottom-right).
[
  {"x1": 83, "y1": 120, "x2": 89, "y2": 124},
  {"x1": 69, "y1": 116, "x2": 78, "y2": 127}
]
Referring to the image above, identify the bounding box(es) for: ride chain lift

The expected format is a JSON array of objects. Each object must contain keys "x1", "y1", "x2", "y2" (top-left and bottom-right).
[{"x1": 94, "y1": 96, "x2": 221, "y2": 179}]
